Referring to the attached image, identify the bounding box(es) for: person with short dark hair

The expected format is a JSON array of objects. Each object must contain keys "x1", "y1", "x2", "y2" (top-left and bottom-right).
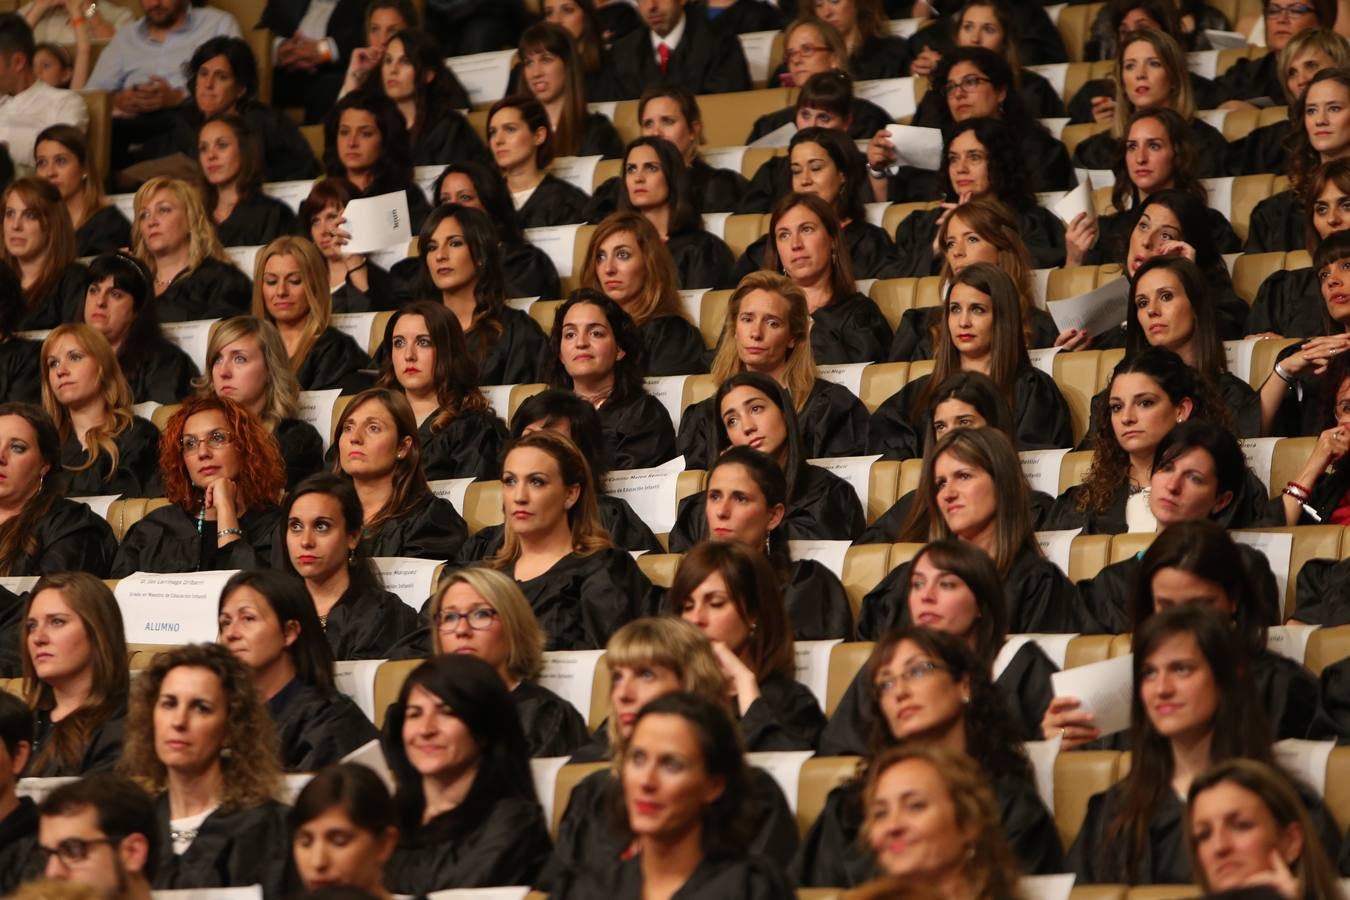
[
  {"x1": 0, "y1": 690, "x2": 38, "y2": 894},
  {"x1": 598, "y1": 0, "x2": 751, "y2": 100},
  {"x1": 0, "y1": 13, "x2": 86, "y2": 171},
  {"x1": 36, "y1": 773, "x2": 157, "y2": 900},
  {"x1": 487, "y1": 95, "x2": 589, "y2": 230},
  {"x1": 291, "y1": 764, "x2": 398, "y2": 897},
  {"x1": 197, "y1": 114, "x2": 299, "y2": 248}
]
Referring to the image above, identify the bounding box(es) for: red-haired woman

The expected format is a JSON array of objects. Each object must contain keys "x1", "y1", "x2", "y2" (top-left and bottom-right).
[{"x1": 111, "y1": 397, "x2": 286, "y2": 577}]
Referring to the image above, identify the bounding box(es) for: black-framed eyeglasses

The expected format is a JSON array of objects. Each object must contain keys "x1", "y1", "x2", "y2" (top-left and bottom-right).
[
  {"x1": 437, "y1": 608, "x2": 500, "y2": 630},
  {"x1": 1264, "y1": 3, "x2": 1315, "y2": 17},
  {"x1": 874, "y1": 660, "x2": 951, "y2": 696},
  {"x1": 942, "y1": 74, "x2": 992, "y2": 96},
  {"x1": 179, "y1": 430, "x2": 233, "y2": 453},
  {"x1": 37, "y1": 836, "x2": 121, "y2": 866}
]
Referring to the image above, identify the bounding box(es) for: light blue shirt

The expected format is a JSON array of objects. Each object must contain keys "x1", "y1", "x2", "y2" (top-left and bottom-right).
[{"x1": 85, "y1": 5, "x2": 241, "y2": 93}]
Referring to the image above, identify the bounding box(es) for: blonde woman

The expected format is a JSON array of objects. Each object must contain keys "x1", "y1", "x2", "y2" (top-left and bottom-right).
[
  {"x1": 193, "y1": 315, "x2": 325, "y2": 487},
  {"x1": 427, "y1": 566, "x2": 589, "y2": 757},
  {"x1": 250, "y1": 236, "x2": 372, "y2": 394},
  {"x1": 675, "y1": 270, "x2": 869, "y2": 469},
  {"x1": 40, "y1": 324, "x2": 160, "y2": 496},
  {"x1": 130, "y1": 176, "x2": 252, "y2": 322}
]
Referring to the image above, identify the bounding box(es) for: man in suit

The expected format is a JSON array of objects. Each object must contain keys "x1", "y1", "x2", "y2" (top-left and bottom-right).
[
  {"x1": 260, "y1": 0, "x2": 367, "y2": 123},
  {"x1": 603, "y1": 0, "x2": 752, "y2": 100}
]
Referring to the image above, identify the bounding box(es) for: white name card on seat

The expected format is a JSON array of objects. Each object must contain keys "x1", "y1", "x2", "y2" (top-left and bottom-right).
[
  {"x1": 857, "y1": 78, "x2": 917, "y2": 121},
  {"x1": 886, "y1": 16, "x2": 923, "y2": 38},
  {"x1": 856, "y1": 278, "x2": 877, "y2": 295},
  {"x1": 153, "y1": 889, "x2": 263, "y2": 900},
  {"x1": 1048, "y1": 277, "x2": 1128, "y2": 337},
  {"x1": 602, "y1": 456, "x2": 687, "y2": 534},
  {"x1": 789, "y1": 540, "x2": 851, "y2": 579},
  {"x1": 1027, "y1": 346, "x2": 1061, "y2": 377},
  {"x1": 413, "y1": 164, "x2": 445, "y2": 201},
  {"x1": 530, "y1": 756, "x2": 571, "y2": 827},
  {"x1": 428, "y1": 477, "x2": 477, "y2": 516},
  {"x1": 1267, "y1": 624, "x2": 1320, "y2": 664},
  {"x1": 1039, "y1": 117, "x2": 1070, "y2": 140},
  {"x1": 865, "y1": 201, "x2": 889, "y2": 227},
  {"x1": 738, "y1": 30, "x2": 778, "y2": 85},
  {"x1": 342, "y1": 191, "x2": 412, "y2": 255},
  {"x1": 816, "y1": 362, "x2": 870, "y2": 399},
  {"x1": 297, "y1": 388, "x2": 343, "y2": 453},
  {"x1": 998, "y1": 635, "x2": 1079, "y2": 678},
  {"x1": 643, "y1": 374, "x2": 692, "y2": 430},
  {"x1": 264, "y1": 179, "x2": 319, "y2": 212},
  {"x1": 343, "y1": 737, "x2": 396, "y2": 792},
  {"x1": 110, "y1": 192, "x2": 136, "y2": 222},
  {"x1": 284, "y1": 773, "x2": 314, "y2": 803},
  {"x1": 115, "y1": 570, "x2": 240, "y2": 644},
  {"x1": 1049, "y1": 653, "x2": 1133, "y2": 736},
  {"x1": 161, "y1": 318, "x2": 220, "y2": 370},
  {"x1": 505, "y1": 297, "x2": 542, "y2": 312},
  {"x1": 0, "y1": 576, "x2": 40, "y2": 596},
  {"x1": 1232, "y1": 529, "x2": 1294, "y2": 602},
  {"x1": 332, "y1": 311, "x2": 381, "y2": 353},
  {"x1": 1027, "y1": 64, "x2": 1068, "y2": 99},
  {"x1": 444, "y1": 49, "x2": 515, "y2": 107},
  {"x1": 1032, "y1": 268, "x2": 1053, "y2": 308},
  {"x1": 70, "y1": 494, "x2": 122, "y2": 520},
  {"x1": 1224, "y1": 338, "x2": 1259, "y2": 384},
  {"x1": 1034, "y1": 529, "x2": 1081, "y2": 579},
  {"x1": 700, "y1": 146, "x2": 749, "y2": 175},
  {"x1": 748, "y1": 121, "x2": 796, "y2": 148},
  {"x1": 523, "y1": 224, "x2": 585, "y2": 277},
  {"x1": 1020, "y1": 449, "x2": 1072, "y2": 497},
  {"x1": 550, "y1": 155, "x2": 603, "y2": 196},
  {"x1": 1023, "y1": 735, "x2": 1062, "y2": 819},
  {"x1": 371, "y1": 557, "x2": 446, "y2": 612},
  {"x1": 1045, "y1": 2, "x2": 1067, "y2": 23},
  {"x1": 807, "y1": 454, "x2": 882, "y2": 512},
  {"x1": 1020, "y1": 872, "x2": 1075, "y2": 900},
  {"x1": 794, "y1": 639, "x2": 843, "y2": 709},
  {"x1": 884, "y1": 124, "x2": 942, "y2": 171},
  {"x1": 678, "y1": 287, "x2": 711, "y2": 324},
  {"x1": 225, "y1": 245, "x2": 262, "y2": 278},
  {"x1": 1238, "y1": 437, "x2": 1281, "y2": 493},
  {"x1": 745, "y1": 750, "x2": 816, "y2": 815},
  {"x1": 587, "y1": 100, "x2": 618, "y2": 121},
  {"x1": 1204, "y1": 29, "x2": 1249, "y2": 49},
  {"x1": 17, "y1": 776, "x2": 79, "y2": 803},
  {"x1": 1196, "y1": 108, "x2": 1232, "y2": 134},
  {"x1": 1201, "y1": 176, "x2": 1236, "y2": 221},
  {"x1": 425, "y1": 888, "x2": 531, "y2": 900},
  {"x1": 1273, "y1": 738, "x2": 1335, "y2": 795},
  {"x1": 334, "y1": 659, "x2": 385, "y2": 722},
  {"x1": 539, "y1": 649, "x2": 607, "y2": 720},
  {"x1": 1188, "y1": 49, "x2": 1222, "y2": 79},
  {"x1": 479, "y1": 383, "x2": 516, "y2": 419},
  {"x1": 134, "y1": 400, "x2": 162, "y2": 420},
  {"x1": 701, "y1": 211, "x2": 732, "y2": 240}
]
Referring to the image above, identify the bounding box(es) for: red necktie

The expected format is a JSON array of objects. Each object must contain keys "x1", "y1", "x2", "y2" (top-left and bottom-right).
[{"x1": 658, "y1": 42, "x2": 671, "y2": 75}]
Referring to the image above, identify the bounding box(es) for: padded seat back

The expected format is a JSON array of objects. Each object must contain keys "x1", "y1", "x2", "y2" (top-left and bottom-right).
[
  {"x1": 882, "y1": 202, "x2": 940, "y2": 238},
  {"x1": 1055, "y1": 350, "x2": 1102, "y2": 445},
  {"x1": 870, "y1": 278, "x2": 917, "y2": 331},
  {"x1": 105, "y1": 498, "x2": 172, "y2": 542},
  {"x1": 636, "y1": 553, "x2": 682, "y2": 589},
  {"x1": 859, "y1": 362, "x2": 907, "y2": 413},
  {"x1": 1232, "y1": 251, "x2": 1286, "y2": 303},
  {"x1": 1062, "y1": 121, "x2": 1109, "y2": 155},
  {"x1": 866, "y1": 461, "x2": 901, "y2": 523},
  {"x1": 1067, "y1": 533, "x2": 1113, "y2": 583},
  {"x1": 1305, "y1": 625, "x2": 1350, "y2": 677},
  {"x1": 698, "y1": 88, "x2": 793, "y2": 146},
  {"x1": 1055, "y1": 1, "x2": 1102, "y2": 62},
  {"x1": 722, "y1": 214, "x2": 766, "y2": 259},
  {"x1": 796, "y1": 756, "x2": 862, "y2": 838},
  {"x1": 552, "y1": 762, "x2": 609, "y2": 836},
  {"x1": 1064, "y1": 634, "x2": 1115, "y2": 669},
  {"x1": 698, "y1": 290, "x2": 733, "y2": 349},
  {"x1": 825, "y1": 641, "x2": 875, "y2": 717},
  {"x1": 842, "y1": 545, "x2": 890, "y2": 622},
  {"x1": 462, "y1": 481, "x2": 503, "y2": 534},
  {"x1": 1109, "y1": 532, "x2": 1155, "y2": 564},
  {"x1": 1232, "y1": 174, "x2": 1279, "y2": 244},
  {"x1": 372, "y1": 658, "x2": 424, "y2": 728},
  {"x1": 1054, "y1": 751, "x2": 1124, "y2": 848},
  {"x1": 1057, "y1": 450, "x2": 1096, "y2": 494}
]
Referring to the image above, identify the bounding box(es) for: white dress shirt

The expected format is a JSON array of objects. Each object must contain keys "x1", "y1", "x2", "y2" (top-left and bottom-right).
[{"x1": 0, "y1": 78, "x2": 88, "y2": 169}]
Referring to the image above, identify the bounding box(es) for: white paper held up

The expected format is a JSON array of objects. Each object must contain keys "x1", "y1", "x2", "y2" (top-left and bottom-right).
[
  {"x1": 856, "y1": 77, "x2": 917, "y2": 120},
  {"x1": 1047, "y1": 276, "x2": 1129, "y2": 338},
  {"x1": 884, "y1": 123, "x2": 943, "y2": 172},
  {"x1": 341, "y1": 191, "x2": 412, "y2": 254},
  {"x1": 748, "y1": 121, "x2": 796, "y2": 148},
  {"x1": 1051, "y1": 178, "x2": 1095, "y2": 227},
  {"x1": 1049, "y1": 653, "x2": 1134, "y2": 736}
]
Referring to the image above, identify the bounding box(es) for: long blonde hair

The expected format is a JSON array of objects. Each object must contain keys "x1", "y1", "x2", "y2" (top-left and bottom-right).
[
  {"x1": 1111, "y1": 29, "x2": 1194, "y2": 139},
  {"x1": 130, "y1": 177, "x2": 227, "y2": 278},
  {"x1": 191, "y1": 315, "x2": 300, "y2": 429},
  {"x1": 580, "y1": 212, "x2": 688, "y2": 327},
  {"x1": 40, "y1": 324, "x2": 134, "y2": 476},
  {"x1": 250, "y1": 235, "x2": 332, "y2": 371},
  {"x1": 709, "y1": 271, "x2": 816, "y2": 413}
]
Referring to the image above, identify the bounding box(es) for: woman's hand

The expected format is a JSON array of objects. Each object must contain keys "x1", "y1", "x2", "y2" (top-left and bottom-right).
[
  {"x1": 1298, "y1": 423, "x2": 1350, "y2": 487},
  {"x1": 1155, "y1": 239, "x2": 1196, "y2": 262},
  {"x1": 866, "y1": 128, "x2": 898, "y2": 171},
  {"x1": 345, "y1": 46, "x2": 381, "y2": 85},
  {"x1": 1041, "y1": 695, "x2": 1100, "y2": 749},
  {"x1": 1281, "y1": 333, "x2": 1350, "y2": 378},
  {"x1": 1089, "y1": 94, "x2": 1116, "y2": 124},
  {"x1": 1237, "y1": 849, "x2": 1302, "y2": 900},
  {"x1": 1064, "y1": 210, "x2": 1098, "y2": 269},
  {"x1": 930, "y1": 197, "x2": 969, "y2": 257},
  {"x1": 203, "y1": 476, "x2": 237, "y2": 516},
  {"x1": 709, "y1": 640, "x2": 760, "y2": 715},
  {"x1": 1054, "y1": 328, "x2": 1093, "y2": 352}
]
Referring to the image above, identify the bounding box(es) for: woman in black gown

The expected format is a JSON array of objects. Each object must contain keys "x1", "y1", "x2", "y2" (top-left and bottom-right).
[
  {"x1": 382, "y1": 655, "x2": 552, "y2": 894},
  {"x1": 428, "y1": 566, "x2": 588, "y2": 758},
  {"x1": 197, "y1": 114, "x2": 298, "y2": 248},
  {"x1": 551, "y1": 692, "x2": 795, "y2": 898},
  {"x1": 487, "y1": 95, "x2": 589, "y2": 229},
  {"x1": 19, "y1": 573, "x2": 128, "y2": 777},
  {"x1": 120, "y1": 643, "x2": 295, "y2": 897},
  {"x1": 301, "y1": 178, "x2": 396, "y2": 313},
  {"x1": 793, "y1": 626, "x2": 1063, "y2": 888},
  {"x1": 810, "y1": 0, "x2": 911, "y2": 79},
  {"x1": 33, "y1": 124, "x2": 130, "y2": 257},
  {"x1": 669, "y1": 541, "x2": 826, "y2": 751},
  {"x1": 291, "y1": 764, "x2": 399, "y2": 897},
  {"x1": 323, "y1": 91, "x2": 431, "y2": 232},
  {"x1": 517, "y1": 22, "x2": 623, "y2": 159},
  {"x1": 217, "y1": 568, "x2": 378, "y2": 771},
  {"x1": 1, "y1": 178, "x2": 86, "y2": 330},
  {"x1": 0, "y1": 267, "x2": 40, "y2": 408},
  {"x1": 111, "y1": 397, "x2": 286, "y2": 577},
  {"x1": 280, "y1": 472, "x2": 423, "y2": 660},
  {"x1": 748, "y1": 24, "x2": 891, "y2": 141},
  {"x1": 543, "y1": 291, "x2": 675, "y2": 470},
  {"x1": 39, "y1": 324, "x2": 160, "y2": 496},
  {"x1": 377, "y1": 300, "x2": 507, "y2": 480},
  {"x1": 330, "y1": 388, "x2": 468, "y2": 562}
]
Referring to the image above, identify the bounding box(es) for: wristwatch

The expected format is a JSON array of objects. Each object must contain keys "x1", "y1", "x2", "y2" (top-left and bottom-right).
[{"x1": 84, "y1": 2, "x2": 97, "y2": 18}]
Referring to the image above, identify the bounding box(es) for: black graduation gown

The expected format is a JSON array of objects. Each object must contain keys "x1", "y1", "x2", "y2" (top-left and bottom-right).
[
  {"x1": 820, "y1": 638, "x2": 1056, "y2": 754},
  {"x1": 1048, "y1": 465, "x2": 1275, "y2": 534},
  {"x1": 690, "y1": 158, "x2": 748, "y2": 214},
  {"x1": 808, "y1": 291, "x2": 893, "y2": 365},
  {"x1": 509, "y1": 547, "x2": 658, "y2": 650},
  {"x1": 869, "y1": 368, "x2": 1073, "y2": 461},
  {"x1": 385, "y1": 796, "x2": 552, "y2": 894},
  {"x1": 76, "y1": 204, "x2": 132, "y2": 257},
  {"x1": 1066, "y1": 73, "x2": 1226, "y2": 127},
  {"x1": 273, "y1": 416, "x2": 324, "y2": 490},
  {"x1": 502, "y1": 240, "x2": 562, "y2": 300},
  {"x1": 514, "y1": 678, "x2": 590, "y2": 758},
  {"x1": 913, "y1": 68, "x2": 1067, "y2": 127},
  {"x1": 418, "y1": 407, "x2": 509, "y2": 481},
  {"x1": 152, "y1": 797, "x2": 296, "y2": 898},
  {"x1": 1077, "y1": 370, "x2": 1261, "y2": 444},
  {"x1": 57, "y1": 415, "x2": 161, "y2": 498},
  {"x1": 666, "y1": 227, "x2": 736, "y2": 290},
  {"x1": 154, "y1": 102, "x2": 321, "y2": 183},
  {"x1": 26, "y1": 707, "x2": 126, "y2": 776},
  {"x1": 458, "y1": 494, "x2": 664, "y2": 559},
  {"x1": 640, "y1": 314, "x2": 706, "y2": 376},
  {"x1": 412, "y1": 112, "x2": 493, "y2": 169},
  {"x1": 669, "y1": 464, "x2": 867, "y2": 548},
  {"x1": 472, "y1": 307, "x2": 549, "y2": 386},
  {"x1": 0, "y1": 797, "x2": 38, "y2": 896},
  {"x1": 1245, "y1": 189, "x2": 1303, "y2": 254},
  {"x1": 268, "y1": 679, "x2": 379, "y2": 771},
  {"x1": 856, "y1": 486, "x2": 1056, "y2": 543},
  {"x1": 859, "y1": 547, "x2": 1092, "y2": 638},
  {"x1": 888, "y1": 303, "x2": 1058, "y2": 363},
  {"x1": 674, "y1": 378, "x2": 870, "y2": 470},
  {"x1": 1248, "y1": 266, "x2": 1321, "y2": 338},
  {"x1": 599, "y1": 391, "x2": 678, "y2": 470},
  {"x1": 0, "y1": 337, "x2": 40, "y2": 405},
  {"x1": 600, "y1": 11, "x2": 752, "y2": 101},
  {"x1": 552, "y1": 853, "x2": 794, "y2": 899},
  {"x1": 734, "y1": 154, "x2": 877, "y2": 220},
  {"x1": 1074, "y1": 118, "x2": 1230, "y2": 179},
  {"x1": 1215, "y1": 51, "x2": 1281, "y2": 104},
  {"x1": 741, "y1": 669, "x2": 826, "y2": 751},
  {"x1": 1086, "y1": 206, "x2": 1241, "y2": 267},
  {"x1": 295, "y1": 326, "x2": 372, "y2": 394},
  {"x1": 746, "y1": 98, "x2": 894, "y2": 145},
  {"x1": 845, "y1": 34, "x2": 914, "y2": 81},
  {"x1": 1306, "y1": 656, "x2": 1350, "y2": 742},
  {"x1": 792, "y1": 772, "x2": 1063, "y2": 887},
  {"x1": 517, "y1": 174, "x2": 590, "y2": 229},
  {"x1": 154, "y1": 258, "x2": 254, "y2": 323},
  {"x1": 699, "y1": 0, "x2": 782, "y2": 33},
  {"x1": 110, "y1": 504, "x2": 278, "y2": 578},
  {"x1": 359, "y1": 493, "x2": 467, "y2": 562},
  {"x1": 122, "y1": 337, "x2": 198, "y2": 405},
  {"x1": 17, "y1": 263, "x2": 87, "y2": 331},
  {"x1": 1228, "y1": 120, "x2": 1289, "y2": 177},
  {"x1": 215, "y1": 194, "x2": 298, "y2": 247},
  {"x1": 577, "y1": 112, "x2": 625, "y2": 160},
  {"x1": 893, "y1": 204, "x2": 1065, "y2": 276},
  {"x1": 331, "y1": 260, "x2": 396, "y2": 313},
  {"x1": 540, "y1": 766, "x2": 798, "y2": 890},
  {"x1": 732, "y1": 219, "x2": 897, "y2": 282},
  {"x1": 1268, "y1": 340, "x2": 1344, "y2": 439},
  {"x1": 321, "y1": 582, "x2": 423, "y2": 660}
]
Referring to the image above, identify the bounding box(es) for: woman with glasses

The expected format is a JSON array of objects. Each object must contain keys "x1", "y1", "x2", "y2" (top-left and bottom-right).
[
  {"x1": 1217, "y1": 0, "x2": 1334, "y2": 103},
  {"x1": 750, "y1": 24, "x2": 890, "y2": 138}
]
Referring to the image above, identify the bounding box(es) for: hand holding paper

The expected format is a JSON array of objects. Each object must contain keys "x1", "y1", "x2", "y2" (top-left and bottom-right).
[
  {"x1": 883, "y1": 124, "x2": 944, "y2": 173},
  {"x1": 1049, "y1": 653, "x2": 1134, "y2": 738},
  {"x1": 340, "y1": 191, "x2": 412, "y2": 255},
  {"x1": 1047, "y1": 276, "x2": 1129, "y2": 339}
]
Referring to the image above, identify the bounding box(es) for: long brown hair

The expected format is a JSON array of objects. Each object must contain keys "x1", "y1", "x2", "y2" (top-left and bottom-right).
[
  {"x1": 1287, "y1": 68, "x2": 1350, "y2": 201},
  {"x1": 1110, "y1": 29, "x2": 1194, "y2": 139},
  {"x1": 763, "y1": 192, "x2": 856, "y2": 304},
  {"x1": 22, "y1": 573, "x2": 129, "y2": 775},
  {"x1": 580, "y1": 211, "x2": 688, "y2": 326},
  {"x1": 35, "y1": 124, "x2": 107, "y2": 231},
  {"x1": 0, "y1": 403, "x2": 62, "y2": 575},
  {"x1": 708, "y1": 271, "x2": 816, "y2": 412},
  {"x1": 40, "y1": 325, "x2": 134, "y2": 477},
  {"x1": 518, "y1": 23, "x2": 587, "y2": 157},
  {"x1": 936, "y1": 197, "x2": 1035, "y2": 349},
  {"x1": 375, "y1": 301, "x2": 489, "y2": 432},
  {"x1": 0, "y1": 178, "x2": 76, "y2": 314},
  {"x1": 331, "y1": 388, "x2": 430, "y2": 533}
]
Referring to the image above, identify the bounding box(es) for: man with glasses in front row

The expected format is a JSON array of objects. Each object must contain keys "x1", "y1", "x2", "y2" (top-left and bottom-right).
[{"x1": 34, "y1": 773, "x2": 157, "y2": 900}]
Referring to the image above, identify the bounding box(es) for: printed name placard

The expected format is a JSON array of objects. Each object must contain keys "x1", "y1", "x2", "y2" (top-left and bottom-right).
[
  {"x1": 1023, "y1": 735, "x2": 1063, "y2": 817},
  {"x1": 224, "y1": 245, "x2": 262, "y2": 278},
  {"x1": 539, "y1": 649, "x2": 607, "y2": 721},
  {"x1": 1187, "y1": 49, "x2": 1222, "y2": 79},
  {"x1": 1033, "y1": 528, "x2": 1081, "y2": 579},
  {"x1": 1020, "y1": 446, "x2": 1073, "y2": 497},
  {"x1": 342, "y1": 191, "x2": 412, "y2": 255},
  {"x1": 479, "y1": 384, "x2": 516, "y2": 420},
  {"x1": 865, "y1": 201, "x2": 889, "y2": 228},
  {"x1": 523, "y1": 224, "x2": 585, "y2": 277},
  {"x1": 444, "y1": 49, "x2": 515, "y2": 107},
  {"x1": 700, "y1": 146, "x2": 748, "y2": 176},
  {"x1": 371, "y1": 557, "x2": 446, "y2": 612},
  {"x1": 530, "y1": 756, "x2": 570, "y2": 828},
  {"x1": 788, "y1": 540, "x2": 851, "y2": 580},
  {"x1": 0, "y1": 576, "x2": 40, "y2": 597},
  {"x1": 601, "y1": 456, "x2": 687, "y2": 534},
  {"x1": 701, "y1": 211, "x2": 732, "y2": 240},
  {"x1": 264, "y1": 179, "x2": 318, "y2": 213},
  {"x1": 1224, "y1": 338, "x2": 1259, "y2": 383},
  {"x1": 856, "y1": 78, "x2": 918, "y2": 121},
  {"x1": 643, "y1": 374, "x2": 692, "y2": 431},
  {"x1": 17, "y1": 776, "x2": 79, "y2": 803},
  {"x1": 745, "y1": 750, "x2": 816, "y2": 815},
  {"x1": 748, "y1": 121, "x2": 795, "y2": 149},
  {"x1": 133, "y1": 400, "x2": 162, "y2": 420},
  {"x1": 587, "y1": 100, "x2": 618, "y2": 121},
  {"x1": 737, "y1": 30, "x2": 778, "y2": 84},
  {"x1": 1232, "y1": 530, "x2": 1294, "y2": 603},
  {"x1": 109, "y1": 193, "x2": 136, "y2": 223},
  {"x1": 331, "y1": 311, "x2": 381, "y2": 354},
  {"x1": 1273, "y1": 738, "x2": 1335, "y2": 795},
  {"x1": 816, "y1": 362, "x2": 871, "y2": 399},
  {"x1": 1239, "y1": 437, "x2": 1282, "y2": 494},
  {"x1": 1049, "y1": 653, "x2": 1134, "y2": 736},
  {"x1": 1027, "y1": 346, "x2": 1061, "y2": 377},
  {"x1": 114, "y1": 570, "x2": 241, "y2": 644},
  {"x1": 678, "y1": 287, "x2": 711, "y2": 324},
  {"x1": 297, "y1": 388, "x2": 343, "y2": 453},
  {"x1": 1027, "y1": 63, "x2": 1068, "y2": 99},
  {"x1": 1267, "y1": 624, "x2": 1320, "y2": 665},
  {"x1": 1020, "y1": 872, "x2": 1075, "y2": 900},
  {"x1": 413, "y1": 164, "x2": 444, "y2": 201},
  {"x1": 70, "y1": 494, "x2": 121, "y2": 521},
  {"x1": 550, "y1": 155, "x2": 603, "y2": 195},
  {"x1": 334, "y1": 659, "x2": 385, "y2": 722},
  {"x1": 1201, "y1": 176, "x2": 1236, "y2": 221},
  {"x1": 425, "y1": 888, "x2": 531, "y2": 900},
  {"x1": 161, "y1": 319, "x2": 220, "y2": 371},
  {"x1": 806, "y1": 454, "x2": 883, "y2": 513},
  {"x1": 428, "y1": 477, "x2": 478, "y2": 517},
  {"x1": 793, "y1": 638, "x2": 843, "y2": 709}
]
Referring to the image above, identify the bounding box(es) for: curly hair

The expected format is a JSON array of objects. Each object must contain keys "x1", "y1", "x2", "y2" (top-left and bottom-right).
[
  {"x1": 40, "y1": 324, "x2": 134, "y2": 478},
  {"x1": 939, "y1": 118, "x2": 1036, "y2": 213},
  {"x1": 543, "y1": 290, "x2": 647, "y2": 404},
  {"x1": 0, "y1": 178, "x2": 75, "y2": 314},
  {"x1": 119, "y1": 643, "x2": 283, "y2": 809},
  {"x1": 1111, "y1": 108, "x2": 1206, "y2": 214},
  {"x1": 131, "y1": 177, "x2": 227, "y2": 280},
  {"x1": 927, "y1": 47, "x2": 1048, "y2": 152},
  {"x1": 1286, "y1": 68, "x2": 1350, "y2": 202},
  {"x1": 375, "y1": 300, "x2": 489, "y2": 432},
  {"x1": 158, "y1": 396, "x2": 286, "y2": 514}
]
